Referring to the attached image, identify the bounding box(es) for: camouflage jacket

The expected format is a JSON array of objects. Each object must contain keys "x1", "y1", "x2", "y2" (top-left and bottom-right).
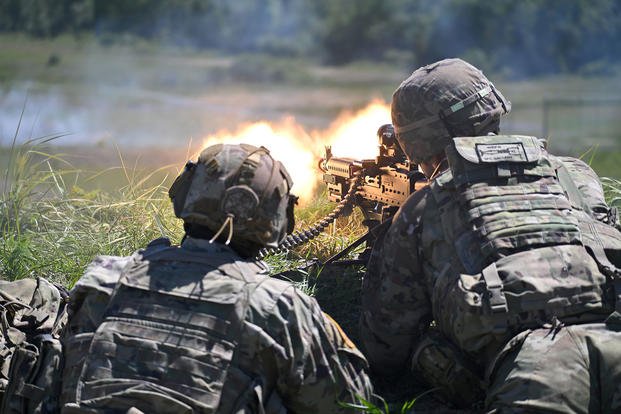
[
  {"x1": 360, "y1": 139, "x2": 621, "y2": 377},
  {"x1": 62, "y1": 236, "x2": 372, "y2": 413}
]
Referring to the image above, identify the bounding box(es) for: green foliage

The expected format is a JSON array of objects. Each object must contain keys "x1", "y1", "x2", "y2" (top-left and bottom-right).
[
  {"x1": 312, "y1": 0, "x2": 392, "y2": 64},
  {"x1": 1, "y1": 0, "x2": 620, "y2": 76},
  {"x1": 340, "y1": 389, "x2": 438, "y2": 414},
  {"x1": 340, "y1": 395, "x2": 391, "y2": 414},
  {"x1": 0, "y1": 137, "x2": 183, "y2": 285},
  {"x1": 602, "y1": 177, "x2": 621, "y2": 208}
]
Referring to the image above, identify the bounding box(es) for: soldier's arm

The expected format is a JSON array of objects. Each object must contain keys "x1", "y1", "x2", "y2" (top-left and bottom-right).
[
  {"x1": 360, "y1": 190, "x2": 433, "y2": 376},
  {"x1": 275, "y1": 288, "x2": 373, "y2": 413},
  {"x1": 64, "y1": 255, "x2": 130, "y2": 335}
]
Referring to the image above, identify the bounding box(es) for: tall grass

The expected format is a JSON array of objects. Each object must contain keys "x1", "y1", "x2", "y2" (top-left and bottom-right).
[
  {"x1": 0, "y1": 139, "x2": 182, "y2": 285},
  {"x1": 0, "y1": 139, "x2": 368, "y2": 286},
  {"x1": 602, "y1": 177, "x2": 621, "y2": 209}
]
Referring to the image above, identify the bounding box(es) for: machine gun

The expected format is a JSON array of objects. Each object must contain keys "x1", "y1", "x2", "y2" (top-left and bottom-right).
[
  {"x1": 320, "y1": 124, "x2": 425, "y2": 229},
  {"x1": 259, "y1": 124, "x2": 426, "y2": 265},
  {"x1": 317, "y1": 124, "x2": 427, "y2": 264}
]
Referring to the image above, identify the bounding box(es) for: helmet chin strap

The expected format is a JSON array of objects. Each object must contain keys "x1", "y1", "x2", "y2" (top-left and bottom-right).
[
  {"x1": 430, "y1": 157, "x2": 448, "y2": 180},
  {"x1": 209, "y1": 213, "x2": 235, "y2": 245}
]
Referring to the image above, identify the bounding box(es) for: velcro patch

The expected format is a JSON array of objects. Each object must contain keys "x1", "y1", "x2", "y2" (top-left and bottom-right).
[{"x1": 476, "y1": 143, "x2": 528, "y2": 163}]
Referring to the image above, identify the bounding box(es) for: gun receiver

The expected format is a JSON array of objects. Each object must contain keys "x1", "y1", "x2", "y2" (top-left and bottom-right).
[
  {"x1": 317, "y1": 124, "x2": 427, "y2": 265},
  {"x1": 319, "y1": 124, "x2": 426, "y2": 229},
  {"x1": 258, "y1": 124, "x2": 427, "y2": 265}
]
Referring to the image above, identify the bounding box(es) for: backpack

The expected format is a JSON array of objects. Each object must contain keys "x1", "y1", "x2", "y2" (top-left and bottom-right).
[
  {"x1": 0, "y1": 277, "x2": 69, "y2": 414},
  {"x1": 429, "y1": 135, "x2": 621, "y2": 357}
]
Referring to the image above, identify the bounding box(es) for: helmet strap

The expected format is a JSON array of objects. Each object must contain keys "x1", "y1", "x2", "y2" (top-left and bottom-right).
[
  {"x1": 428, "y1": 157, "x2": 448, "y2": 180},
  {"x1": 209, "y1": 213, "x2": 235, "y2": 245},
  {"x1": 438, "y1": 111, "x2": 457, "y2": 139}
]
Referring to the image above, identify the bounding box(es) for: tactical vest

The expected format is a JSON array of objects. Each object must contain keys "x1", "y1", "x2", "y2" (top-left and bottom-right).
[
  {"x1": 427, "y1": 135, "x2": 621, "y2": 360},
  {"x1": 63, "y1": 241, "x2": 267, "y2": 414}
]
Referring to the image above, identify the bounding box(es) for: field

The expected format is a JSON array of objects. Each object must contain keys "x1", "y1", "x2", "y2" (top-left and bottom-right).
[
  {"x1": 1, "y1": 34, "x2": 620, "y2": 168},
  {"x1": 2, "y1": 34, "x2": 621, "y2": 412}
]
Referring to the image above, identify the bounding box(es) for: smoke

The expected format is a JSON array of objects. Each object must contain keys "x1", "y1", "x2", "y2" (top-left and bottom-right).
[
  {"x1": 0, "y1": 84, "x2": 90, "y2": 145},
  {"x1": 201, "y1": 101, "x2": 391, "y2": 202}
]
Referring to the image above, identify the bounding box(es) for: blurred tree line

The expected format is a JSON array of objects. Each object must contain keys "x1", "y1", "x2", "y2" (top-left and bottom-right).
[{"x1": 1, "y1": 0, "x2": 620, "y2": 77}]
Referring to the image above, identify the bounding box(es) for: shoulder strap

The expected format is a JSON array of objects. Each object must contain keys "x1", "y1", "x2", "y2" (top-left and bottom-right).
[{"x1": 555, "y1": 161, "x2": 592, "y2": 215}]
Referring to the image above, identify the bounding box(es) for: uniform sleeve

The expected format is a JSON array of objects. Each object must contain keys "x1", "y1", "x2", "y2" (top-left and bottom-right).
[
  {"x1": 64, "y1": 255, "x2": 129, "y2": 335},
  {"x1": 274, "y1": 288, "x2": 373, "y2": 413},
  {"x1": 360, "y1": 190, "x2": 433, "y2": 376}
]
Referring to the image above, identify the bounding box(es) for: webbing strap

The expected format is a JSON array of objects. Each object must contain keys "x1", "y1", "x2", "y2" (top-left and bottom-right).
[
  {"x1": 481, "y1": 262, "x2": 508, "y2": 314},
  {"x1": 556, "y1": 162, "x2": 591, "y2": 215},
  {"x1": 395, "y1": 85, "x2": 494, "y2": 134},
  {"x1": 582, "y1": 222, "x2": 621, "y2": 312},
  {"x1": 440, "y1": 85, "x2": 493, "y2": 119}
]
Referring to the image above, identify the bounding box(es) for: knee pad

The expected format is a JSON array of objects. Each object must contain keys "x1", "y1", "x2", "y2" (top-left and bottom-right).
[{"x1": 410, "y1": 330, "x2": 484, "y2": 408}]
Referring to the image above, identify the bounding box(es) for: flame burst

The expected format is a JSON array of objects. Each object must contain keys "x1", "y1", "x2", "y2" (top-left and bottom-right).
[{"x1": 201, "y1": 100, "x2": 391, "y2": 202}]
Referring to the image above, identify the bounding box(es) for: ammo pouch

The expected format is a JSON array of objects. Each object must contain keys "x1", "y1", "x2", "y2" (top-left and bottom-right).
[
  {"x1": 439, "y1": 245, "x2": 607, "y2": 354},
  {"x1": 1, "y1": 334, "x2": 63, "y2": 414}
]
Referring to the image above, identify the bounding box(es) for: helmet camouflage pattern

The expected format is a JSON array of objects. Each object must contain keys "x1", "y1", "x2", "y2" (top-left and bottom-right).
[
  {"x1": 392, "y1": 58, "x2": 511, "y2": 164},
  {"x1": 169, "y1": 144, "x2": 294, "y2": 249}
]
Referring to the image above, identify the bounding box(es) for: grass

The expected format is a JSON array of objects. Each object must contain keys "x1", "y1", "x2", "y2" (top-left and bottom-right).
[
  {"x1": 0, "y1": 138, "x2": 368, "y2": 286},
  {"x1": 0, "y1": 138, "x2": 183, "y2": 285},
  {"x1": 4, "y1": 138, "x2": 620, "y2": 413},
  {"x1": 602, "y1": 177, "x2": 621, "y2": 209}
]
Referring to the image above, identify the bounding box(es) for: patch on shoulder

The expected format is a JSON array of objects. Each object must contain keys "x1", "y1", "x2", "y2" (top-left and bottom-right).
[
  {"x1": 323, "y1": 311, "x2": 357, "y2": 350},
  {"x1": 476, "y1": 142, "x2": 528, "y2": 163}
]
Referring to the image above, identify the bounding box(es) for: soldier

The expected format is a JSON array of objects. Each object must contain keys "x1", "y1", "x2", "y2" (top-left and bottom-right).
[
  {"x1": 61, "y1": 143, "x2": 372, "y2": 413},
  {"x1": 360, "y1": 58, "x2": 621, "y2": 413}
]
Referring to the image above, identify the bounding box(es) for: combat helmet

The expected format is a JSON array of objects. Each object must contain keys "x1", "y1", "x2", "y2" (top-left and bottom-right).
[
  {"x1": 392, "y1": 58, "x2": 511, "y2": 164},
  {"x1": 168, "y1": 144, "x2": 296, "y2": 255}
]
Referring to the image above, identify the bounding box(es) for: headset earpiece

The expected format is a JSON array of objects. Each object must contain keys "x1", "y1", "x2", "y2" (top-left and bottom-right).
[{"x1": 221, "y1": 185, "x2": 260, "y2": 220}]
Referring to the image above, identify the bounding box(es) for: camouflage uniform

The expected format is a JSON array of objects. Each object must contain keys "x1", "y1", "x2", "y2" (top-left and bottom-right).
[
  {"x1": 0, "y1": 277, "x2": 68, "y2": 413},
  {"x1": 62, "y1": 237, "x2": 371, "y2": 413},
  {"x1": 61, "y1": 144, "x2": 372, "y2": 413},
  {"x1": 361, "y1": 59, "x2": 621, "y2": 413}
]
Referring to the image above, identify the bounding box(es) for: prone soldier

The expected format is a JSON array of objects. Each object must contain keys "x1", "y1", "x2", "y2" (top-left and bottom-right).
[
  {"x1": 360, "y1": 58, "x2": 621, "y2": 413},
  {"x1": 61, "y1": 144, "x2": 373, "y2": 413}
]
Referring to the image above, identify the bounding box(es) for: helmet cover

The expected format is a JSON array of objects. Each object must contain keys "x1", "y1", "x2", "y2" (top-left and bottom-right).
[
  {"x1": 392, "y1": 58, "x2": 511, "y2": 163},
  {"x1": 169, "y1": 143, "x2": 294, "y2": 249}
]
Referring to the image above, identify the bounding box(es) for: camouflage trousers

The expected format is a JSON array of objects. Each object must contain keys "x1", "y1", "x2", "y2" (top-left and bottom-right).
[{"x1": 486, "y1": 316, "x2": 621, "y2": 413}]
